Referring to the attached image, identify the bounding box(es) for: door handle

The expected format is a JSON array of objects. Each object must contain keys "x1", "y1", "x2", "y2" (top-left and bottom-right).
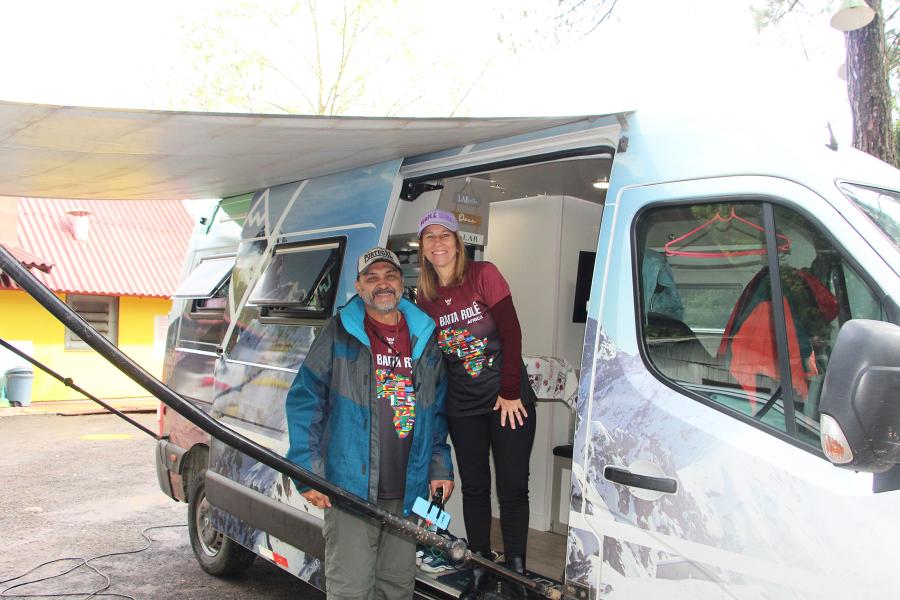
[{"x1": 604, "y1": 465, "x2": 678, "y2": 494}]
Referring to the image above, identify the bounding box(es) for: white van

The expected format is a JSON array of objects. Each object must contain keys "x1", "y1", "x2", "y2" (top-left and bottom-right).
[{"x1": 156, "y1": 108, "x2": 900, "y2": 599}]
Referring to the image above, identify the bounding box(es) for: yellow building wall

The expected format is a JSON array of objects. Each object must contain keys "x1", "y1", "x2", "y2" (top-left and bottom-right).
[{"x1": 0, "y1": 290, "x2": 171, "y2": 402}]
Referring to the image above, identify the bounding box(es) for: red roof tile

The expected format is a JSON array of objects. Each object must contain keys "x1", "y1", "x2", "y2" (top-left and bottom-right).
[{"x1": 14, "y1": 198, "x2": 194, "y2": 298}]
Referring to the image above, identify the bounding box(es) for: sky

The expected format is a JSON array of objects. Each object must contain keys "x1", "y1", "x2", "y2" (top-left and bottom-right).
[{"x1": 0, "y1": 0, "x2": 886, "y2": 143}]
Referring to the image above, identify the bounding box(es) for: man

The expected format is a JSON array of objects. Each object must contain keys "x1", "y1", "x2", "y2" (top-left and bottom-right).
[{"x1": 286, "y1": 246, "x2": 454, "y2": 600}]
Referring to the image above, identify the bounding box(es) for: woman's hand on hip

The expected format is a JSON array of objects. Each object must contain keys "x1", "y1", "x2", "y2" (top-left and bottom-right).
[{"x1": 494, "y1": 396, "x2": 528, "y2": 429}]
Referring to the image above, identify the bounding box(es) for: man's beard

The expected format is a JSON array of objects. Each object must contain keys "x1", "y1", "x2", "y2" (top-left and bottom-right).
[{"x1": 363, "y1": 288, "x2": 399, "y2": 313}]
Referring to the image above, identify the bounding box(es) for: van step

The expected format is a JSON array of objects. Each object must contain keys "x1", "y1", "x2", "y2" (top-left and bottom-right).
[{"x1": 416, "y1": 568, "x2": 563, "y2": 599}]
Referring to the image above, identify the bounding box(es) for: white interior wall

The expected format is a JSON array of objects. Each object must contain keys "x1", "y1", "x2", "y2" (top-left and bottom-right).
[
  {"x1": 557, "y1": 198, "x2": 603, "y2": 365},
  {"x1": 483, "y1": 194, "x2": 601, "y2": 533}
]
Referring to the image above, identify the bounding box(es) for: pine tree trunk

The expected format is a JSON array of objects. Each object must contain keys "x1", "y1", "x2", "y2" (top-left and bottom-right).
[{"x1": 846, "y1": 0, "x2": 897, "y2": 167}]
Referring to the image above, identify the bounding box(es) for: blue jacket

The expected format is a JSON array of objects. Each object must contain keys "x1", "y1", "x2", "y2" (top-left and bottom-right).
[{"x1": 285, "y1": 296, "x2": 452, "y2": 515}]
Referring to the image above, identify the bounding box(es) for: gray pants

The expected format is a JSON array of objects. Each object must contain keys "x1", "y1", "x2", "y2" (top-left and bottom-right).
[{"x1": 323, "y1": 498, "x2": 416, "y2": 600}]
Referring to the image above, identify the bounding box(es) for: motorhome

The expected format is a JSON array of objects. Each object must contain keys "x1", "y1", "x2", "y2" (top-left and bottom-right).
[{"x1": 153, "y1": 108, "x2": 900, "y2": 599}]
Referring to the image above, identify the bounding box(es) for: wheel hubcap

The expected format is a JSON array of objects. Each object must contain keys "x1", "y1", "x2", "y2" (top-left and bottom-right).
[{"x1": 196, "y1": 495, "x2": 224, "y2": 557}]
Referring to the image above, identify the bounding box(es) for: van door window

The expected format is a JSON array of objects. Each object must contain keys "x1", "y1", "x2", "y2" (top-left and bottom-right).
[
  {"x1": 637, "y1": 202, "x2": 785, "y2": 427},
  {"x1": 176, "y1": 282, "x2": 230, "y2": 350},
  {"x1": 172, "y1": 256, "x2": 235, "y2": 350},
  {"x1": 637, "y1": 201, "x2": 885, "y2": 450},
  {"x1": 247, "y1": 240, "x2": 344, "y2": 321},
  {"x1": 839, "y1": 182, "x2": 900, "y2": 247},
  {"x1": 172, "y1": 255, "x2": 235, "y2": 301},
  {"x1": 772, "y1": 205, "x2": 883, "y2": 444}
]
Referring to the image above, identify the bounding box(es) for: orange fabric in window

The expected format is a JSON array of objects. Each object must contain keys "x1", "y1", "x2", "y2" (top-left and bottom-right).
[{"x1": 728, "y1": 299, "x2": 810, "y2": 405}]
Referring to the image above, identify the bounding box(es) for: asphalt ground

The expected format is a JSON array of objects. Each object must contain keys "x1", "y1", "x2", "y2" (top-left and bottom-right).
[{"x1": 0, "y1": 412, "x2": 319, "y2": 600}]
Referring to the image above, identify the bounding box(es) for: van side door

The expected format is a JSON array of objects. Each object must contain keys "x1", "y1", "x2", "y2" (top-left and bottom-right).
[{"x1": 568, "y1": 175, "x2": 900, "y2": 599}]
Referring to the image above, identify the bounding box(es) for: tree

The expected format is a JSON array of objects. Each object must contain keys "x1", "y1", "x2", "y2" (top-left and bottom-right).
[
  {"x1": 754, "y1": 0, "x2": 898, "y2": 167},
  {"x1": 172, "y1": 0, "x2": 417, "y2": 115},
  {"x1": 498, "y1": 0, "x2": 620, "y2": 49},
  {"x1": 168, "y1": 0, "x2": 497, "y2": 117},
  {"x1": 555, "y1": 0, "x2": 621, "y2": 40},
  {"x1": 522, "y1": 0, "x2": 898, "y2": 168},
  {"x1": 847, "y1": 1, "x2": 896, "y2": 164}
]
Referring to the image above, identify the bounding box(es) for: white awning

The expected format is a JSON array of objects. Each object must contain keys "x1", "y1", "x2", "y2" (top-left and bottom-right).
[{"x1": 0, "y1": 100, "x2": 598, "y2": 201}]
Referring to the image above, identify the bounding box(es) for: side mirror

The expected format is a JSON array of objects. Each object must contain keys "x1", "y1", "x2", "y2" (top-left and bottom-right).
[{"x1": 819, "y1": 319, "x2": 900, "y2": 472}]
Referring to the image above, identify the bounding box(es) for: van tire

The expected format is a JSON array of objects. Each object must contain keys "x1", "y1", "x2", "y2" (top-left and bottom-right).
[{"x1": 187, "y1": 470, "x2": 256, "y2": 576}]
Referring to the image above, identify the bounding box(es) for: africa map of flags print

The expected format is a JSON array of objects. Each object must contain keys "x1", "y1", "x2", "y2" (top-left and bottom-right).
[
  {"x1": 376, "y1": 369, "x2": 416, "y2": 438},
  {"x1": 438, "y1": 327, "x2": 494, "y2": 377}
]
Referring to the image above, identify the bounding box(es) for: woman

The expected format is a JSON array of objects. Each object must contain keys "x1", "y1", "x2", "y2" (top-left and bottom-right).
[{"x1": 415, "y1": 209, "x2": 536, "y2": 600}]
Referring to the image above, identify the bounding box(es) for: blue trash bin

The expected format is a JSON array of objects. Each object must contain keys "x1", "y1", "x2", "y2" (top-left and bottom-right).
[{"x1": 5, "y1": 367, "x2": 34, "y2": 407}]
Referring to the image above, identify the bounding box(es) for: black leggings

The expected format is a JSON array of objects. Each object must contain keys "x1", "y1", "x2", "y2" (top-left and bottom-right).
[{"x1": 447, "y1": 408, "x2": 536, "y2": 558}]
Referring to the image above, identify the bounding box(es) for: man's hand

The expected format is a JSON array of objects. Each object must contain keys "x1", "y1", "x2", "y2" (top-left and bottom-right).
[
  {"x1": 430, "y1": 480, "x2": 454, "y2": 503},
  {"x1": 301, "y1": 489, "x2": 332, "y2": 509}
]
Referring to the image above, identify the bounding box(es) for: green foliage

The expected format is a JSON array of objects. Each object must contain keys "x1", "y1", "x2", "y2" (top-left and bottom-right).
[
  {"x1": 750, "y1": 0, "x2": 819, "y2": 32},
  {"x1": 169, "y1": 0, "x2": 493, "y2": 116}
]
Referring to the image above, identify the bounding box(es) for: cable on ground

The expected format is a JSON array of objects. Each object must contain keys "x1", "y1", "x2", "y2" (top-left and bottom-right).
[{"x1": 0, "y1": 524, "x2": 186, "y2": 600}]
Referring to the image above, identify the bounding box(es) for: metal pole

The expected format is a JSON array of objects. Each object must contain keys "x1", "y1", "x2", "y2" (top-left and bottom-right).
[
  {"x1": 0, "y1": 337, "x2": 159, "y2": 439},
  {"x1": 0, "y1": 244, "x2": 561, "y2": 599}
]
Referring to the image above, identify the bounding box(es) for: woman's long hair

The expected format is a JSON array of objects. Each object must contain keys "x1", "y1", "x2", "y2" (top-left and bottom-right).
[{"x1": 417, "y1": 232, "x2": 468, "y2": 301}]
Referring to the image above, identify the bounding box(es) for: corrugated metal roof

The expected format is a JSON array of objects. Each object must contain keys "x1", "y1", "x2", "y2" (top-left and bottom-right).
[
  {"x1": 6, "y1": 245, "x2": 53, "y2": 272},
  {"x1": 12, "y1": 198, "x2": 194, "y2": 297}
]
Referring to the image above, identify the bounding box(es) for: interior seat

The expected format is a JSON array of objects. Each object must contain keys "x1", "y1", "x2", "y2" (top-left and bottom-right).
[{"x1": 645, "y1": 312, "x2": 716, "y2": 385}]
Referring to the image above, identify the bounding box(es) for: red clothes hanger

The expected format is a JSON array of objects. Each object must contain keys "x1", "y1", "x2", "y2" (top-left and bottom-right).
[{"x1": 664, "y1": 206, "x2": 792, "y2": 258}]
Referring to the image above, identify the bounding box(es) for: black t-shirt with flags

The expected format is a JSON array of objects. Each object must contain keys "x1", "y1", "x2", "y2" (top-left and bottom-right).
[{"x1": 364, "y1": 313, "x2": 415, "y2": 500}]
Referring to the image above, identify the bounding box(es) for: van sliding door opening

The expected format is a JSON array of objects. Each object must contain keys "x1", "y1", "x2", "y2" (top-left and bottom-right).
[{"x1": 388, "y1": 156, "x2": 609, "y2": 582}]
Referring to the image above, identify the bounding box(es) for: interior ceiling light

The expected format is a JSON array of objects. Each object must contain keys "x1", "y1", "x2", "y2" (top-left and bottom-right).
[
  {"x1": 408, "y1": 240, "x2": 420, "y2": 248},
  {"x1": 592, "y1": 177, "x2": 610, "y2": 190},
  {"x1": 830, "y1": 0, "x2": 875, "y2": 32}
]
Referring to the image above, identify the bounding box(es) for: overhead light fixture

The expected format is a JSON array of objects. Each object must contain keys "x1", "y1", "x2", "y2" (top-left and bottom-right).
[
  {"x1": 408, "y1": 240, "x2": 420, "y2": 248},
  {"x1": 592, "y1": 177, "x2": 610, "y2": 190},
  {"x1": 830, "y1": 0, "x2": 875, "y2": 32}
]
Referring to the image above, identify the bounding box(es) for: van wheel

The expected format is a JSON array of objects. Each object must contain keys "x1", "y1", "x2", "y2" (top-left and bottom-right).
[{"x1": 187, "y1": 471, "x2": 256, "y2": 576}]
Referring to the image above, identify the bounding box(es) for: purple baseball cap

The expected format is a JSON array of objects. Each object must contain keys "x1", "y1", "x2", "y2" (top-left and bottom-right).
[{"x1": 417, "y1": 209, "x2": 459, "y2": 237}]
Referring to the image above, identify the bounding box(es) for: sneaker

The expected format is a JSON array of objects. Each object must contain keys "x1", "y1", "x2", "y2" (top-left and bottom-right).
[
  {"x1": 416, "y1": 546, "x2": 425, "y2": 567},
  {"x1": 419, "y1": 547, "x2": 456, "y2": 574}
]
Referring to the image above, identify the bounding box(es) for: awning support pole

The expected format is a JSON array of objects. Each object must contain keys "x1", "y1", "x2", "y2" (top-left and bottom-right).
[{"x1": 0, "y1": 337, "x2": 159, "y2": 439}]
